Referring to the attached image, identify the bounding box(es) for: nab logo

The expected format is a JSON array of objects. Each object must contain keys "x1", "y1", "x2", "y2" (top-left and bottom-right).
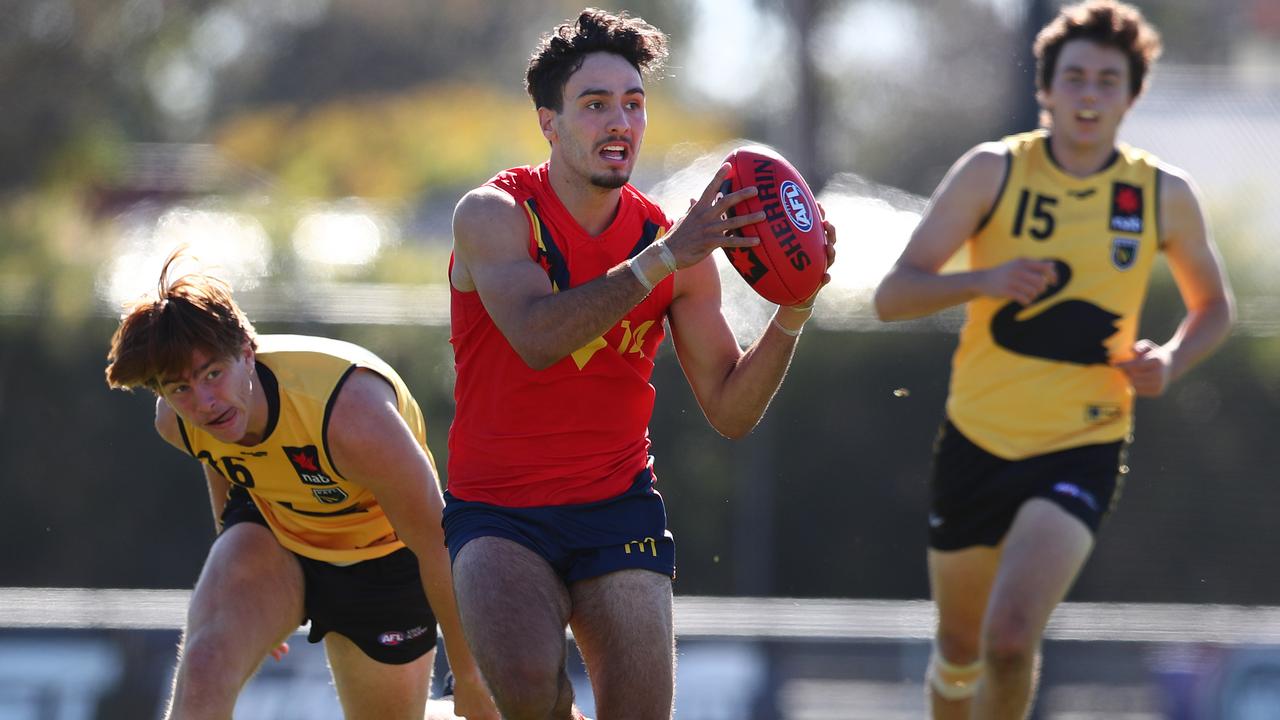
[
  {"x1": 1109, "y1": 182, "x2": 1143, "y2": 233},
  {"x1": 780, "y1": 180, "x2": 813, "y2": 232},
  {"x1": 283, "y1": 445, "x2": 335, "y2": 486},
  {"x1": 378, "y1": 631, "x2": 405, "y2": 646}
]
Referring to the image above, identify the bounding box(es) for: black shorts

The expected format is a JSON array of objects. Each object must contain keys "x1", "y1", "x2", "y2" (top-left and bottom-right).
[
  {"x1": 928, "y1": 420, "x2": 1127, "y2": 551},
  {"x1": 222, "y1": 487, "x2": 437, "y2": 664},
  {"x1": 441, "y1": 467, "x2": 676, "y2": 584}
]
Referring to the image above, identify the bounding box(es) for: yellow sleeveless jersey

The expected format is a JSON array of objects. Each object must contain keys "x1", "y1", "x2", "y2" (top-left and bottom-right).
[
  {"x1": 947, "y1": 130, "x2": 1161, "y2": 459},
  {"x1": 178, "y1": 335, "x2": 434, "y2": 563}
]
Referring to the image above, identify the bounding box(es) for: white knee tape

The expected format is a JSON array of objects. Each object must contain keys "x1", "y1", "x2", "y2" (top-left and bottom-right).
[{"x1": 927, "y1": 646, "x2": 984, "y2": 700}]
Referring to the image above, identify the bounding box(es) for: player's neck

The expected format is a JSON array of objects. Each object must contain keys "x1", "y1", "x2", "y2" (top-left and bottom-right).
[
  {"x1": 236, "y1": 366, "x2": 270, "y2": 446},
  {"x1": 1046, "y1": 133, "x2": 1117, "y2": 178},
  {"x1": 546, "y1": 158, "x2": 623, "y2": 236}
]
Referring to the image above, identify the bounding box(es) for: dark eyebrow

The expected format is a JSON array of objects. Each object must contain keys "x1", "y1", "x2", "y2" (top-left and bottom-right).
[
  {"x1": 576, "y1": 86, "x2": 646, "y2": 100},
  {"x1": 160, "y1": 357, "x2": 216, "y2": 386}
]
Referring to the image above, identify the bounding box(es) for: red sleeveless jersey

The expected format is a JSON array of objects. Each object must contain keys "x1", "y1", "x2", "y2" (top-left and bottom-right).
[{"x1": 448, "y1": 163, "x2": 675, "y2": 507}]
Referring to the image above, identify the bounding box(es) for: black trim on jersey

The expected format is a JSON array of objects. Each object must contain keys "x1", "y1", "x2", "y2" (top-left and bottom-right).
[
  {"x1": 276, "y1": 500, "x2": 368, "y2": 517},
  {"x1": 255, "y1": 361, "x2": 281, "y2": 441},
  {"x1": 627, "y1": 220, "x2": 662, "y2": 259},
  {"x1": 321, "y1": 363, "x2": 360, "y2": 480},
  {"x1": 1154, "y1": 168, "x2": 1165, "y2": 250},
  {"x1": 973, "y1": 150, "x2": 1012, "y2": 235},
  {"x1": 176, "y1": 417, "x2": 195, "y2": 457},
  {"x1": 527, "y1": 198, "x2": 571, "y2": 290},
  {"x1": 1045, "y1": 135, "x2": 1119, "y2": 176}
]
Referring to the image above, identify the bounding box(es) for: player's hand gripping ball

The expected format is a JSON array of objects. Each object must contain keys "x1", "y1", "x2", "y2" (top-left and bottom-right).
[{"x1": 720, "y1": 145, "x2": 827, "y2": 305}]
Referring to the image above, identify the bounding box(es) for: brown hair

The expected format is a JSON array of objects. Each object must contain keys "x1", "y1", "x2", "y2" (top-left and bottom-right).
[
  {"x1": 525, "y1": 7, "x2": 668, "y2": 112},
  {"x1": 1034, "y1": 0, "x2": 1163, "y2": 99},
  {"x1": 105, "y1": 248, "x2": 256, "y2": 392}
]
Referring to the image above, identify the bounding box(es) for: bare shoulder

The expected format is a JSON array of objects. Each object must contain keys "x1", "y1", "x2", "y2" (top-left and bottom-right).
[
  {"x1": 452, "y1": 185, "x2": 532, "y2": 290},
  {"x1": 1157, "y1": 161, "x2": 1201, "y2": 207},
  {"x1": 452, "y1": 185, "x2": 528, "y2": 250},
  {"x1": 326, "y1": 367, "x2": 404, "y2": 457},
  {"x1": 153, "y1": 398, "x2": 187, "y2": 452},
  {"x1": 329, "y1": 368, "x2": 397, "y2": 432},
  {"x1": 1156, "y1": 162, "x2": 1207, "y2": 248},
  {"x1": 951, "y1": 142, "x2": 1009, "y2": 187}
]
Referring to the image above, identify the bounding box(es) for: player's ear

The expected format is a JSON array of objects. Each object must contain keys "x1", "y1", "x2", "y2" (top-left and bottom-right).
[{"x1": 537, "y1": 106, "x2": 557, "y2": 144}]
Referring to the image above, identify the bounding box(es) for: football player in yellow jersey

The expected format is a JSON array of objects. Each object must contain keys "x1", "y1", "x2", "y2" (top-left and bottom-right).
[
  {"x1": 105, "y1": 249, "x2": 499, "y2": 720},
  {"x1": 874, "y1": 2, "x2": 1233, "y2": 718}
]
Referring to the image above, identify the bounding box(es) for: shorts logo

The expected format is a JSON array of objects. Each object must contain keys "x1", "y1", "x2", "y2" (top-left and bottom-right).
[
  {"x1": 282, "y1": 445, "x2": 349, "y2": 505},
  {"x1": 1053, "y1": 482, "x2": 1098, "y2": 512},
  {"x1": 1111, "y1": 238, "x2": 1139, "y2": 270},
  {"x1": 780, "y1": 180, "x2": 814, "y2": 232},
  {"x1": 1085, "y1": 404, "x2": 1122, "y2": 424},
  {"x1": 1109, "y1": 182, "x2": 1143, "y2": 233},
  {"x1": 378, "y1": 626, "x2": 430, "y2": 647},
  {"x1": 623, "y1": 537, "x2": 658, "y2": 557}
]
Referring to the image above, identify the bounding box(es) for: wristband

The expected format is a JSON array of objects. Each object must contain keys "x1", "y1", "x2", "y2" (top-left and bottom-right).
[
  {"x1": 631, "y1": 257, "x2": 655, "y2": 292},
  {"x1": 771, "y1": 316, "x2": 803, "y2": 337},
  {"x1": 655, "y1": 240, "x2": 677, "y2": 273}
]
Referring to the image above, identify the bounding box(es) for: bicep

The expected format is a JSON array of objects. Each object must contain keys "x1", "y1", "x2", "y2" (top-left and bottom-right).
[
  {"x1": 1161, "y1": 172, "x2": 1231, "y2": 309},
  {"x1": 669, "y1": 257, "x2": 742, "y2": 401},
  {"x1": 325, "y1": 372, "x2": 443, "y2": 547},
  {"x1": 896, "y1": 145, "x2": 1006, "y2": 272},
  {"x1": 453, "y1": 189, "x2": 555, "y2": 335}
]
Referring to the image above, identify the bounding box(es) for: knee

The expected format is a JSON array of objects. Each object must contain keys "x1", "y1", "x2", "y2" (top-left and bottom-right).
[
  {"x1": 982, "y1": 610, "x2": 1040, "y2": 672},
  {"x1": 491, "y1": 667, "x2": 574, "y2": 720},
  {"x1": 927, "y1": 644, "x2": 983, "y2": 701},
  {"x1": 934, "y1": 627, "x2": 981, "y2": 666}
]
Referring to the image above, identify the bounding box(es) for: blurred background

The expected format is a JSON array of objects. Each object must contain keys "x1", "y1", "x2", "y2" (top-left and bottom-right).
[{"x1": 2, "y1": 0, "x2": 1278, "y2": 717}]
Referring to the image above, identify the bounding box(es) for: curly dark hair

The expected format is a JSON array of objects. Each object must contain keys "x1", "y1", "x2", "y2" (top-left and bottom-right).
[
  {"x1": 526, "y1": 8, "x2": 669, "y2": 112},
  {"x1": 1034, "y1": 0, "x2": 1163, "y2": 99}
]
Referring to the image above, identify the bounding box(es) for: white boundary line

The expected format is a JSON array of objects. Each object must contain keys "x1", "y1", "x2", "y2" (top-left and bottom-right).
[{"x1": 5, "y1": 589, "x2": 1280, "y2": 645}]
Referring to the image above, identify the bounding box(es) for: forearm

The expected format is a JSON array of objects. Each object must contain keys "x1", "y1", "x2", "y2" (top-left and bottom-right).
[
  {"x1": 874, "y1": 264, "x2": 984, "y2": 321},
  {"x1": 1165, "y1": 297, "x2": 1234, "y2": 382},
  {"x1": 508, "y1": 244, "x2": 674, "y2": 369},
  {"x1": 417, "y1": 544, "x2": 483, "y2": 685},
  {"x1": 700, "y1": 307, "x2": 810, "y2": 439}
]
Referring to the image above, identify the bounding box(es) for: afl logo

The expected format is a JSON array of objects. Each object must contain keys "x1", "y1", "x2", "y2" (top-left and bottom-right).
[
  {"x1": 379, "y1": 631, "x2": 405, "y2": 646},
  {"x1": 780, "y1": 180, "x2": 814, "y2": 232}
]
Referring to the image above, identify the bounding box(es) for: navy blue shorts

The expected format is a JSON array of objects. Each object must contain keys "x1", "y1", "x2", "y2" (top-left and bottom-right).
[
  {"x1": 928, "y1": 420, "x2": 1128, "y2": 551},
  {"x1": 222, "y1": 486, "x2": 438, "y2": 665},
  {"x1": 442, "y1": 468, "x2": 676, "y2": 584}
]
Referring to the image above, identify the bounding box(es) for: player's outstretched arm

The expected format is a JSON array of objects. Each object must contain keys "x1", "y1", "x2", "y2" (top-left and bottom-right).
[
  {"x1": 325, "y1": 370, "x2": 499, "y2": 720},
  {"x1": 1114, "y1": 168, "x2": 1234, "y2": 396},
  {"x1": 874, "y1": 143, "x2": 1057, "y2": 320},
  {"x1": 450, "y1": 164, "x2": 766, "y2": 370},
  {"x1": 667, "y1": 213, "x2": 836, "y2": 440}
]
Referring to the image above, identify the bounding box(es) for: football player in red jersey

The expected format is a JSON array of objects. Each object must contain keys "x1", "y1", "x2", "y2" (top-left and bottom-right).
[
  {"x1": 445, "y1": 8, "x2": 836, "y2": 719},
  {"x1": 874, "y1": 2, "x2": 1232, "y2": 718}
]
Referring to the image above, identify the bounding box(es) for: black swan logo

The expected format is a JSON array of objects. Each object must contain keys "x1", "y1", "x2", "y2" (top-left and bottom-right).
[{"x1": 990, "y1": 260, "x2": 1120, "y2": 366}]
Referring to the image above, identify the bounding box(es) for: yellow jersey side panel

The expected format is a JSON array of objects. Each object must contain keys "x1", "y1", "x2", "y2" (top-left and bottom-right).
[
  {"x1": 182, "y1": 335, "x2": 434, "y2": 563},
  {"x1": 947, "y1": 130, "x2": 1161, "y2": 459}
]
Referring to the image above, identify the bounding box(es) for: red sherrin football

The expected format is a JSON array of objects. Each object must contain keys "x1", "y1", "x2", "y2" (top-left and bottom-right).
[{"x1": 720, "y1": 145, "x2": 826, "y2": 306}]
